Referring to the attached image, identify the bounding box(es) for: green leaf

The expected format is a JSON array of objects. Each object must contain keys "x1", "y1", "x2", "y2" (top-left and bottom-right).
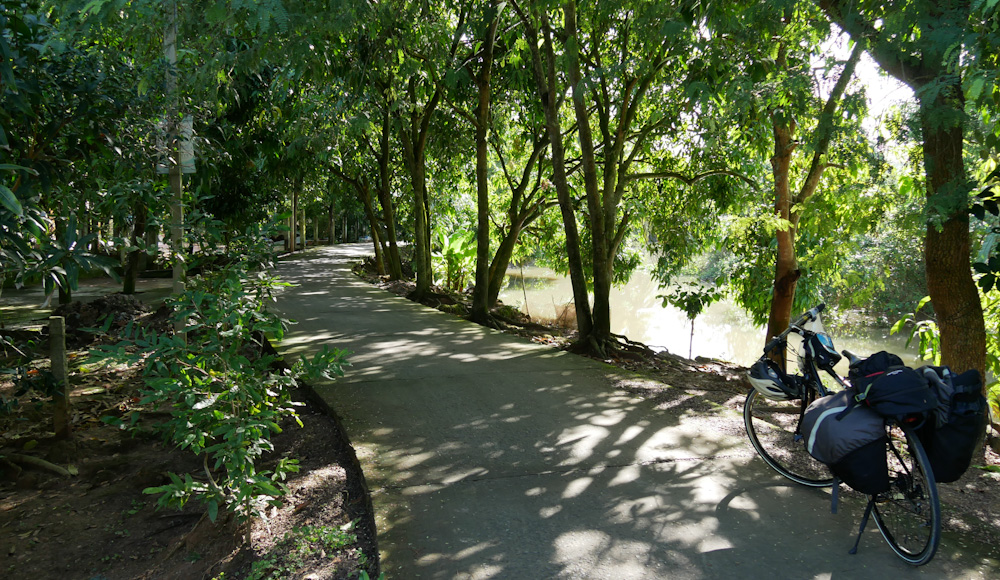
[
  {"x1": 207, "y1": 499, "x2": 219, "y2": 522},
  {"x1": 0, "y1": 184, "x2": 22, "y2": 216},
  {"x1": 969, "y1": 77, "x2": 986, "y2": 101}
]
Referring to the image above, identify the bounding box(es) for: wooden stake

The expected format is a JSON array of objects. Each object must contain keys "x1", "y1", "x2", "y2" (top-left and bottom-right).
[{"x1": 50, "y1": 316, "x2": 71, "y2": 439}]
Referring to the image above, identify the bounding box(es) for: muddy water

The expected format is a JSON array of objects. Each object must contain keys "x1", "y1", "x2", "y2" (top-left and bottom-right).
[{"x1": 499, "y1": 264, "x2": 920, "y2": 371}]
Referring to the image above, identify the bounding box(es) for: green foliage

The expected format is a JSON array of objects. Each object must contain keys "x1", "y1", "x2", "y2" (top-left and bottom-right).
[
  {"x1": 35, "y1": 214, "x2": 120, "y2": 300},
  {"x1": 890, "y1": 296, "x2": 941, "y2": 365},
  {"x1": 433, "y1": 229, "x2": 476, "y2": 292},
  {"x1": 981, "y1": 288, "x2": 1000, "y2": 423},
  {"x1": 659, "y1": 281, "x2": 723, "y2": 358},
  {"x1": 660, "y1": 283, "x2": 723, "y2": 322},
  {"x1": 91, "y1": 225, "x2": 349, "y2": 523}
]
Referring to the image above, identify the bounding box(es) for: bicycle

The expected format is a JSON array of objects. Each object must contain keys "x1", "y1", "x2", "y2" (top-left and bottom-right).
[{"x1": 743, "y1": 304, "x2": 941, "y2": 565}]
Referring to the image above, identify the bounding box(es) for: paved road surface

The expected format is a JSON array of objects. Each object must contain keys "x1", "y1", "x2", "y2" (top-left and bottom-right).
[{"x1": 274, "y1": 244, "x2": 998, "y2": 579}]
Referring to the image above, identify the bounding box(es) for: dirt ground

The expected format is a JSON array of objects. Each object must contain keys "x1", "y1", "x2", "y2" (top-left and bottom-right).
[{"x1": 0, "y1": 295, "x2": 378, "y2": 580}]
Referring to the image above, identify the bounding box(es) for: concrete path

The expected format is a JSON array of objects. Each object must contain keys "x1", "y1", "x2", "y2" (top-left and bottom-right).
[{"x1": 273, "y1": 244, "x2": 998, "y2": 579}]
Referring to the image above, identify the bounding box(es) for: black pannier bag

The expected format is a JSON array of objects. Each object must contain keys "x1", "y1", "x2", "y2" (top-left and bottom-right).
[
  {"x1": 848, "y1": 350, "x2": 904, "y2": 392},
  {"x1": 918, "y1": 366, "x2": 987, "y2": 483},
  {"x1": 801, "y1": 389, "x2": 890, "y2": 495},
  {"x1": 852, "y1": 365, "x2": 938, "y2": 420}
]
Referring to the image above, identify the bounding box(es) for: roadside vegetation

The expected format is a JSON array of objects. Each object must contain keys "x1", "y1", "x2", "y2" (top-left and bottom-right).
[{"x1": 2, "y1": 0, "x2": 999, "y2": 576}]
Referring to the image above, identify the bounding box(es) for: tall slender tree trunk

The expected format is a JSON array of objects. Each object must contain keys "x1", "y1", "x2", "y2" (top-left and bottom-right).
[
  {"x1": 399, "y1": 76, "x2": 441, "y2": 300},
  {"x1": 377, "y1": 107, "x2": 404, "y2": 279},
  {"x1": 358, "y1": 181, "x2": 386, "y2": 275},
  {"x1": 123, "y1": 200, "x2": 148, "y2": 295},
  {"x1": 519, "y1": 6, "x2": 593, "y2": 336},
  {"x1": 300, "y1": 209, "x2": 306, "y2": 251},
  {"x1": 327, "y1": 202, "x2": 336, "y2": 244},
  {"x1": 402, "y1": 140, "x2": 432, "y2": 297},
  {"x1": 470, "y1": 5, "x2": 499, "y2": 324},
  {"x1": 765, "y1": 116, "x2": 800, "y2": 359},
  {"x1": 764, "y1": 42, "x2": 862, "y2": 352},
  {"x1": 290, "y1": 185, "x2": 298, "y2": 254},
  {"x1": 564, "y1": 1, "x2": 612, "y2": 346}
]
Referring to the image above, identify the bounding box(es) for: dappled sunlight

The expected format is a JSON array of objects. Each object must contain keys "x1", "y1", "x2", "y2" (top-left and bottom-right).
[
  {"x1": 561, "y1": 476, "x2": 593, "y2": 499},
  {"x1": 270, "y1": 246, "x2": 997, "y2": 578}
]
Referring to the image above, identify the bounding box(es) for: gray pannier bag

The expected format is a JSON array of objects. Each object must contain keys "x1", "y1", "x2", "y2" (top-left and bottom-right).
[
  {"x1": 801, "y1": 389, "x2": 890, "y2": 495},
  {"x1": 802, "y1": 389, "x2": 894, "y2": 556}
]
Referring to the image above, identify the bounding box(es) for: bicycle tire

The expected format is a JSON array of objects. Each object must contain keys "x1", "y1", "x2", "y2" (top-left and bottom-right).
[
  {"x1": 743, "y1": 388, "x2": 834, "y2": 487},
  {"x1": 872, "y1": 423, "x2": 941, "y2": 566}
]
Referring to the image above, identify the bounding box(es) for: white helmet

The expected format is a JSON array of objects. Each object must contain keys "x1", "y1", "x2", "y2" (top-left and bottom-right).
[{"x1": 748, "y1": 357, "x2": 800, "y2": 400}]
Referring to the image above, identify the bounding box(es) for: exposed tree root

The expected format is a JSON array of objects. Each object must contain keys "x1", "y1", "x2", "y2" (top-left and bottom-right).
[
  {"x1": 3, "y1": 453, "x2": 73, "y2": 477},
  {"x1": 469, "y1": 311, "x2": 505, "y2": 330},
  {"x1": 567, "y1": 332, "x2": 654, "y2": 362}
]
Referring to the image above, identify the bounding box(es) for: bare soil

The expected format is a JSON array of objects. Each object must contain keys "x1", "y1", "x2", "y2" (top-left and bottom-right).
[{"x1": 0, "y1": 295, "x2": 378, "y2": 580}]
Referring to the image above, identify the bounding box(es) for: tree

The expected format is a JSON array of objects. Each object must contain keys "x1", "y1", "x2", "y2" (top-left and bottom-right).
[
  {"x1": 819, "y1": 0, "x2": 990, "y2": 377},
  {"x1": 468, "y1": 1, "x2": 501, "y2": 324},
  {"x1": 394, "y1": 3, "x2": 466, "y2": 300},
  {"x1": 760, "y1": 14, "x2": 866, "y2": 354},
  {"x1": 516, "y1": 1, "x2": 735, "y2": 356}
]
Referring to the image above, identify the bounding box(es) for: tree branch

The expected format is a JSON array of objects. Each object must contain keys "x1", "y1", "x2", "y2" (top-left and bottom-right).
[{"x1": 627, "y1": 169, "x2": 759, "y2": 192}]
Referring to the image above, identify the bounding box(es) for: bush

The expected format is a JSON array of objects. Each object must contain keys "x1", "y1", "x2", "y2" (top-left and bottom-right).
[{"x1": 92, "y1": 224, "x2": 348, "y2": 522}]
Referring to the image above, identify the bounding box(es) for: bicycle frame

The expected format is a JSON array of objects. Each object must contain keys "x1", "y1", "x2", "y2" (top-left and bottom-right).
[{"x1": 746, "y1": 303, "x2": 941, "y2": 565}]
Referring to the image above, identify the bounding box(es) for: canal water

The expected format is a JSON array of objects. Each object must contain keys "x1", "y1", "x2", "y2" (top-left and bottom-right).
[{"x1": 499, "y1": 263, "x2": 921, "y2": 371}]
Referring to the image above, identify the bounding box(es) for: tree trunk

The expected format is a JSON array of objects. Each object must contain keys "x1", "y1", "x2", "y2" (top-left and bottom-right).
[
  {"x1": 123, "y1": 200, "x2": 148, "y2": 295},
  {"x1": 290, "y1": 187, "x2": 298, "y2": 254},
  {"x1": 358, "y1": 181, "x2": 386, "y2": 275},
  {"x1": 376, "y1": 109, "x2": 404, "y2": 279},
  {"x1": 470, "y1": 6, "x2": 499, "y2": 324},
  {"x1": 399, "y1": 75, "x2": 441, "y2": 300},
  {"x1": 328, "y1": 202, "x2": 336, "y2": 244},
  {"x1": 300, "y1": 209, "x2": 306, "y2": 251},
  {"x1": 765, "y1": 115, "x2": 799, "y2": 357},
  {"x1": 521, "y1": 6, "x2": 593, "y2": 336},
  {"x1": 403, "y1": 143, "x2": 432, "y2": 296},
  {"x1": 763, "y1": 43, "x2": 861, "y2": 353},
  {"x1": 487, "y1": 224, "x2": 523, "y2": 307},
  {"x1": 819, "y1": 0, "x2": 986, "y2": 383},
  {"x1": 564, "y1": 2, "x2": 610, "y2": 345},
  {"x1": 921, "y1": 97, "x2": 985, "y2": 376}
]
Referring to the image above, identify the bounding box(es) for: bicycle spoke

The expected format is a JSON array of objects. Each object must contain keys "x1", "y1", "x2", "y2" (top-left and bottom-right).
[
  {"x1": 744, "y1": 389, "x2": 833, "y2": 487},
  {"x1": 872, "y1": 424, "x2": 940, "y2": 565}
]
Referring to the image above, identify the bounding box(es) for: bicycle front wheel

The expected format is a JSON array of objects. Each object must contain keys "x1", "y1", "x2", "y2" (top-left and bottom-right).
[
  {"x1": 743, "y1": 388, "x2": 834, "y2": 487},
  {"x1": 872, "y1": 423, "x2": 940, "y2": 566}
]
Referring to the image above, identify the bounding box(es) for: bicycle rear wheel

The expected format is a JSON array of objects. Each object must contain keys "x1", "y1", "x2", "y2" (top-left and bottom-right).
[
  {"x1": 743, "y1": 388, "x2": 834, "y2": 487},
  {"x1": 872, "y1": 423, "x2": 940, "y2": 566}
]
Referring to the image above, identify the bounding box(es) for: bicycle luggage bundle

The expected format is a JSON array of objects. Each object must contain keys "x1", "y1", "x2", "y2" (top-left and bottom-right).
[{"x1": 803, "y1": 351, "x2": 986, "y2": 491}]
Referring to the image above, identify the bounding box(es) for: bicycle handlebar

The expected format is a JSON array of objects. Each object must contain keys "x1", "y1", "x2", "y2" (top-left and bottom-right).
[{"x1": 762, "y1": 303, "x2": 826, "y2": 354}]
